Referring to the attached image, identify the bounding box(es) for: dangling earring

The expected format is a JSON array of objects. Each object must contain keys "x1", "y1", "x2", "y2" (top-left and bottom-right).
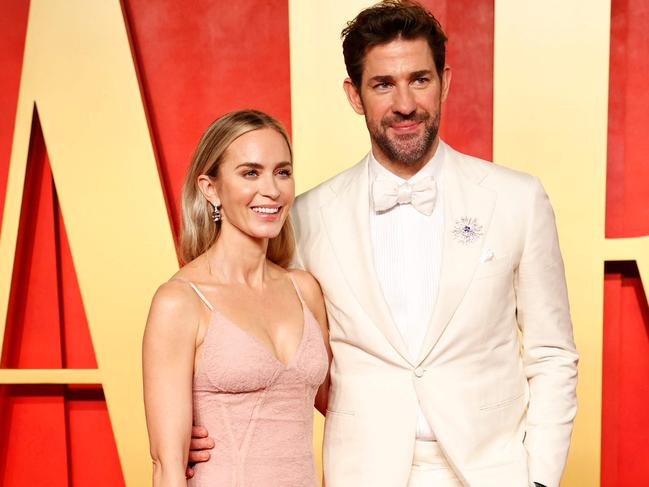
[{"x1": 211, "y1": 203, "x2": 221, "y2": 223}]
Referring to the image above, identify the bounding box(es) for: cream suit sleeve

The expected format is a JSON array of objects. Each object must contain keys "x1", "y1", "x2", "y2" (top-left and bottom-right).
[
  {"x1": 515, "y1": 176, "x2": 579, "y2": 487},
  {"x1": 289, "y1": 212, "x2": 306, "y2": 271}
]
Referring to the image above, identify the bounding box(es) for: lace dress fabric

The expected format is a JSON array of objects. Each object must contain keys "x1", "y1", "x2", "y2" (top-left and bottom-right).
[{"x1": 187, "y1": 277, "x2": 328, "y2": 487}]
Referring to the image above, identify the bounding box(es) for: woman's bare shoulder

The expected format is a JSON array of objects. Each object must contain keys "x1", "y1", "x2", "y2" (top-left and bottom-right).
[
  {"x1": 156, "y1": 254, "x2": 210, "y2": 306},
  {"x1": 152, "y1": 279, "x2": 193, "y2": 310},
  {"x1": 287, "y1": 268, "x2": 319, "y2": 289},
  {"x1": 147, "y1": 277, "x2": 203, "y2": 338},
  {"x1": 287, "y1": 268, "x2": 324, "y2": 308}
]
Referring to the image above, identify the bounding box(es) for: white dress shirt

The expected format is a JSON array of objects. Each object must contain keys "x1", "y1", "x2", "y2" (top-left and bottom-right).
[{"x1": 369, "y1": 142, "x2": 445, "y2": 440}]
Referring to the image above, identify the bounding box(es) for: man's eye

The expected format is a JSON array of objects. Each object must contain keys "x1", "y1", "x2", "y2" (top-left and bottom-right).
[
  {"x1": 374, "y1": 82, "x2": 391, "y2": 90},
  {"x1": 414, "y1": 77, "x2": 430, "y2": 85}
]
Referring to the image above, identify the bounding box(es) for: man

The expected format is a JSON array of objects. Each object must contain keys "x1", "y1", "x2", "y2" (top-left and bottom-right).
[{"x1": 191, "y1": 2, "x2": 578, "y2": 486}]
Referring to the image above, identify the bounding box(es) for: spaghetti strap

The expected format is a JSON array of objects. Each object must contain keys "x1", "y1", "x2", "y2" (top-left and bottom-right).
[
  {"x1": 188, "y1": 282, "x2": 214, "y2": 311},
  {"x1": 286, "y1": 273, "x2": 305, "y2": 305}
]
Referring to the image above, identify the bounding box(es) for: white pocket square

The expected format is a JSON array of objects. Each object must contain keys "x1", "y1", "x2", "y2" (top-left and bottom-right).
[{"x1": 479, "y1": 248, "x2": 495, "y2": 263}]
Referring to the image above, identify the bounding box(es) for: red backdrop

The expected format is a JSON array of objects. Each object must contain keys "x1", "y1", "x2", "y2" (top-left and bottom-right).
[{"x1": 601, "y1": 0, "x2": 649, "y2": 484}]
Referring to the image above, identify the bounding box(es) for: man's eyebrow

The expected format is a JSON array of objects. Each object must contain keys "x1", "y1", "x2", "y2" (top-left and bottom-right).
[
  {"x1": 410, "y1": 69, "x2": 433, "y2": 79},
  {"x1": 367, "y1": 70, "x2": 433, "y2": 84},
  {"x1": 368, "y1": 75, "x2": 394, "y2": 84}
]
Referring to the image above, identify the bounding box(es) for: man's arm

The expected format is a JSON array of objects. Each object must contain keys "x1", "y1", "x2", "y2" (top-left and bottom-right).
[
  {"x1": 515, "y1": 177, "x2": 579, "y2": 487},
  {"x1": 288, "y1": 209, "x2": 307, "y2": 271}
]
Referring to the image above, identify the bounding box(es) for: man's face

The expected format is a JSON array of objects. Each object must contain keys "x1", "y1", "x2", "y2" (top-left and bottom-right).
[{"x1": 344, "y1": 37, "x2": 451, "y2": 172}]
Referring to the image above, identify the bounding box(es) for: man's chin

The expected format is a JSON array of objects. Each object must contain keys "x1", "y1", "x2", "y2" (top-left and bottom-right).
[
  {"x1": 394, "y1": 155, "x2": 427, "y2": 166},
  {"x1": 389, "y1": 132, "x2": 438, "y2": 165},
  {"x1": 371, "y1": 129, "x2": 436, "y2": 166},
  {"x1": 388, "y1": 144, "x2": 430, "y2": 165}
]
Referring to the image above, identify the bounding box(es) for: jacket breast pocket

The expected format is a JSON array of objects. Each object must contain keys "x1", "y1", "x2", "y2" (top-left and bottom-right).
[{"x1": 473, "y1": 254, "x2": 511, "y2": 280}]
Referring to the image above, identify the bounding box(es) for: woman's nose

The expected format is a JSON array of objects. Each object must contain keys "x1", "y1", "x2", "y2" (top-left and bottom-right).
[{"x1": 258, "y1": 174, "x2": 280, "y2": 198}]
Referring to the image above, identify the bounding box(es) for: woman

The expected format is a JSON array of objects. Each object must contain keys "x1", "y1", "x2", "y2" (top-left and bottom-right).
[{"x1": 143, "y1": 109, "x2": 331, "y2": 487}]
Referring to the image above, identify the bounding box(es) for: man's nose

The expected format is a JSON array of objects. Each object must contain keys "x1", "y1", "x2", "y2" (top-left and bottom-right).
[{"x1": 392, "y1": 86, "x2": 417, "y2": 115}]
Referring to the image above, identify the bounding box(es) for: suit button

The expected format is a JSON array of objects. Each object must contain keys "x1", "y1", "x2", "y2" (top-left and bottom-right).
[{"x1": 414, "y1": 367, "x2": 425, "y2": 378}]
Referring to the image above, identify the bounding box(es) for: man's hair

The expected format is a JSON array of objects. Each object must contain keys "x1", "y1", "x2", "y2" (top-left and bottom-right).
[{"x1": 341, "y1": 0, "x2": 447, "y2": 88}]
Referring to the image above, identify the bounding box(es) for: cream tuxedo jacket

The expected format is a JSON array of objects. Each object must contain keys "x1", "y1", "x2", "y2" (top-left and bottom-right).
[{"x1": 291, "y1": 143, "x2": 578, "y2": 487}]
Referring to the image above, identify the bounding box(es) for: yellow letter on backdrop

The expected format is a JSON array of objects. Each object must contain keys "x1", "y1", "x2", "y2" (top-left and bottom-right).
[{"x1": 0, "y1": 1, "x2": 178, "y2": 485}]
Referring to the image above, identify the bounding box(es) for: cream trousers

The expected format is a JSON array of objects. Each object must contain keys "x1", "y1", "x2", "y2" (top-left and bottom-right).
[{"x1": 407, "y1": 440, "x2": 464, "y2": 487}]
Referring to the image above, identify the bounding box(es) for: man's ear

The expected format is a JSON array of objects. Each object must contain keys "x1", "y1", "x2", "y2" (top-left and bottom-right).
[
  {"x1": 440, "y1": 65, "x2": 452, "y2": 103},
  {"x1": 197, "y1": 174, "x2": 220, "y2": 208},
  {"x1": 343, "y1": 78, "x2": 365, "y2": 115}
]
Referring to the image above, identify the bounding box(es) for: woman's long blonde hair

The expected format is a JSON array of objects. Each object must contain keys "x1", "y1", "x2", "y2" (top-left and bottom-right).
[{"x1": 179, "y1": 109, "x2": 295, "y2": 267}]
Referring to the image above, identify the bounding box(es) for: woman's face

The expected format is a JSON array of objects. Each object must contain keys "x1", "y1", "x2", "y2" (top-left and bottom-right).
[{"x1": 215, "y1": 128, "x2": 294, "y2": 241}]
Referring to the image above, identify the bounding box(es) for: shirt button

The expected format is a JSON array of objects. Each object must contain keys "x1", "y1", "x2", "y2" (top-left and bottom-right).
[{"x1": 414, "y1": 367, "x2": 425, "y2": 378}]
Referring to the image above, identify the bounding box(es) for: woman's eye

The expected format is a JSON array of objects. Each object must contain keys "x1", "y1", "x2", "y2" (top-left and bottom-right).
[
  {"x1": 277, "y1": 169, "x2": 292, "y2": 177},
  {"x1": 243, "y1": 170, "x2": 258, "y2": 177}
]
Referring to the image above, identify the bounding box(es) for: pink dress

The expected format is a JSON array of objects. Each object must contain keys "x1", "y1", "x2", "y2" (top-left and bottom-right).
[{"x1": 187, "y1": 276, "x2": 328, "y2": 487}]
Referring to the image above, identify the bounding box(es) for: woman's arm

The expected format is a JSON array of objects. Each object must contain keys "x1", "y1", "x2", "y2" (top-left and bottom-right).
[
  {"x1": 290, "y1": 269, "x2": 332, "y2": 415},
  {"x1": 143, "y1": 281, "x2": 199, "y2": 487}
]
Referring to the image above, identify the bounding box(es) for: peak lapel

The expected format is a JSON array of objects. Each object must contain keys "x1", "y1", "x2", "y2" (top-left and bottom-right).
[
  {"x1": 320, "y1": 156, "x2": 413, "y2": 365},
  {"x1": 417, "y1": 153, "x2": 496, "y2": 364}
]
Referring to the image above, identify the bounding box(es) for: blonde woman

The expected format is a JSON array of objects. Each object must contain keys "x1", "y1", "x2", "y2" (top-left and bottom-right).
[{"x1": 143, "y1": 110, "x2": 331, "y2": 487}]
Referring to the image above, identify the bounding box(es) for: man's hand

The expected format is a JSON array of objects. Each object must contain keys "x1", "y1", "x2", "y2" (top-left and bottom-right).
[{"x1": 185, "y1": 425, "x2": 214, "y2": 479}]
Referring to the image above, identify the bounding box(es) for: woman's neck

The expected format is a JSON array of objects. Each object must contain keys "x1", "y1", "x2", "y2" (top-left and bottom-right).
[{"x1": 206, "y1": 225, "x2": 271, "y2": 287}]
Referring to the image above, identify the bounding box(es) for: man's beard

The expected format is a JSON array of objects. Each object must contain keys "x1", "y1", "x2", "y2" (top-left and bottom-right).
[{"x1": 368, "y1": 108, "x2": 440, "y2": 166}]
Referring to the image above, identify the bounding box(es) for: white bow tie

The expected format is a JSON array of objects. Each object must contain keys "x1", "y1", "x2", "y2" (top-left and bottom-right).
[{"x1": 372, "y1": 175, "x2": 437, "y2": 215}]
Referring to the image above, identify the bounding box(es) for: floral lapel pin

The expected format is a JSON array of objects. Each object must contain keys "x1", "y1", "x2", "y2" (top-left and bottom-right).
[{"x1": 452, "y1": 217, "x2": 484, "y2": 244}]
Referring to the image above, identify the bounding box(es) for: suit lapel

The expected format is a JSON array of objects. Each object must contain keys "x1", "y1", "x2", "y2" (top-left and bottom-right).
[
  {"x1": 417, "y1": 148, "x2": 496, "y2": 364},
  {"x1": 321, "y1": 155, "x2": 413, "y2": 365}
]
